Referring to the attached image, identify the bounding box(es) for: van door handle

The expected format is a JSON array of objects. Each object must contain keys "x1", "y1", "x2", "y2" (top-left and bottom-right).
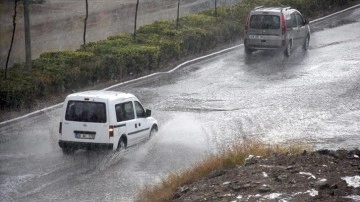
[
  {"x1": 139, "y1": 123, "x2": 141, "y2": 127},
  {"x1": 135, "y1": 123, "x2": 137, "y2": 128}
]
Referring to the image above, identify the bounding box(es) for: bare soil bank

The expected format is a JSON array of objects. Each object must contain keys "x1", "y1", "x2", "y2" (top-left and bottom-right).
[{"x1": 172, "y1": 150, "x2": 360, "y2": 202}]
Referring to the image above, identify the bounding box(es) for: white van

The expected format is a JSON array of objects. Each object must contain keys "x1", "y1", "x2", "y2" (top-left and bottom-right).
[{"x1": 58, "y1": 90, "x2": 158, "y2": 153}]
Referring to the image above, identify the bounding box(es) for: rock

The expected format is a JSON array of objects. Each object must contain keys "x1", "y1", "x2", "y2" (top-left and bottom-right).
[
  {"x1": 275, "y1": 174, "x2": 288, "y2": 182},
  {"x1": 242, "y1": 183, "x2": 252, "y2": 189},
  {"x1": 208, "y1": 169, "x2": 226, "y2": 179},
  {"x1": 258, "y1": 184, "x2": 271, "y2": 193},
  {"x1": 172, "y1": 193, "x2": 181, "y2": 200},
  {"x1": 330, "y1": 183, "x2": 338, "y2": 189},
  {"x1": 172, "y1": 186, "x2": 190, "y2": 200},
  {"x1": 244, "y1": 158, "x2": 258, "y2": 166},
  {"x1": 180, "y1": 186, "x2": 190, "y2": 193},
  {"x1": 317, "y1": 149, "x2": 331, "y2": 155},
  {"x1": 214, "y1": 189, "x2": 221, "y2": 194},
  {"x1": 315, "y1": 179, "x2": 330, "y2": 190},
  {"x1": 286, "y1": 165, "x2": 295, "y2": 170},
  {"x1": 231, "y1": 185, "x2": 242, "y2": 191},
  {"x1": 289, "y1": 179, "x2": 297, "y2": 184}
]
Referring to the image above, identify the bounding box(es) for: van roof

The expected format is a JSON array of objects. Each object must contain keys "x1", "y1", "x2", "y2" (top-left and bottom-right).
[
  {"x1": 66, "y1": 90, "x2": 135, "y2": 102},
  {"x1": 251, "y1": 6, "x2": 294, "y2": 14}
]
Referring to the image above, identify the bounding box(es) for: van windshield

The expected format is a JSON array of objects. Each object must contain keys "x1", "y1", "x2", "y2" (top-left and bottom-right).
[
  {"x1": 65, "y1": 101, "x2": 107, "y2": 123},
  {"x1": 250, "y1": 15, "x2": 280, "y2": 29}
]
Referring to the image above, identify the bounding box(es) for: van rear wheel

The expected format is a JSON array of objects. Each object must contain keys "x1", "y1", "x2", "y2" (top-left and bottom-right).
[
  {"x1": 244, "y1": 46, "x2": 253, "y2": 55},
  {"x1": 116, "y1": 138, "x2": 126, "y2": 152},
  {"x1": 62, "y1": 147, "x2": 75, "y2": 154}
]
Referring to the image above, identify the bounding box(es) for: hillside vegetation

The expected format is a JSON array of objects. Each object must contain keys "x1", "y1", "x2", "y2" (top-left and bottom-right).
[{"x1": 0, "y1": 0, "x2": 358, "y2": 111}]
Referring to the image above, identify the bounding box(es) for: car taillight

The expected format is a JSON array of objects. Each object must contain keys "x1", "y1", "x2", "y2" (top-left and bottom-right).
[
  {"x1": 281, "y1": 12, "x2": 286, "y2": 35},
  {"x1": 109, "y1": 126, "x2": 114, "y2": 137},
  {"x1": 59, "y1": 122, "x2": 62, "y2": 134},
  {"x1": 245, "y1": 15, "x2": 250, "y2": 33}
]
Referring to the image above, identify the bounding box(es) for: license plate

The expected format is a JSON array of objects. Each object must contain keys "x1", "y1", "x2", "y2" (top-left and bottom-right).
[
  {"x1": 249, "y1": 35, "x2": 263, "y2": 39},
  {"x1": 75, "y1": 133, "x2": 95, "y2": 139}
]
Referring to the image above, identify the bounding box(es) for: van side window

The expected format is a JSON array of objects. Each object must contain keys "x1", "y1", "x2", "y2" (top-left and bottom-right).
[
  {"x1": 115, "y1": 104, "x2": 124, "y2": 122},
  {"x1": 295, "y1": 13, "x2": 305, "y2": 26},
  {"x1": 115, "y1": 101, "x2": 135, "y2": 122},
  {"x1": 286, "y1": 19, "x2": 292, "y2": 29},
  {"x1": 285, "y1": 13, "x2": 293, "y2": 28},
  {"x1": 134, "y1": 101, "x2": 146, "y2": 118},
  {"x1": 291, "y1": 13, "x2": 297, "y2": 28}
]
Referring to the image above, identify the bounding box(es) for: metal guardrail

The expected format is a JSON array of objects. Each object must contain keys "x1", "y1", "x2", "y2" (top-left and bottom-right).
[
  {"x1": 1, "y1": 4, "x2": 360, "y2": 127},
  {"x1": 310, "y1": 4, "x2": 360, "y2": 24}
]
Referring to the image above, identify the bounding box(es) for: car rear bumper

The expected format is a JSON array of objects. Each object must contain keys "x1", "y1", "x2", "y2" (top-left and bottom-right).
[{"x1": 59, "y1": 140, "x2": 113, "y2": 150}]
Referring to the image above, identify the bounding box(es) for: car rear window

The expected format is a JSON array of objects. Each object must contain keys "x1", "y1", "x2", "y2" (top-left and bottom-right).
[
  {"x1": 65, "y1": 101, "x2": 106, "y2": 123},
  {"x1": 250, "y1": 15, "x2": 280, "y2": 29}
]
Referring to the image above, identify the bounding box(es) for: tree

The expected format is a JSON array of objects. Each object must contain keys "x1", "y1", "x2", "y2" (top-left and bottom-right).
[
  {"x1": 176, "y1": 0, "x2": 180, "y2": 28},
  {"x1": 215, "y1": 0, "x2": 217, "y2": 17},
  {"x1": 83, "y1": 0, "x2": 88, "y2": 45},
  {"x1": 4, "y1": 0, "x2": 19, "y2": 79},
  {"x1": 23, "y1": 0, "x2": 32, "y2": 70},
  {"x1": 134, "y1": 0, "x2": 139, "y2": 40}
]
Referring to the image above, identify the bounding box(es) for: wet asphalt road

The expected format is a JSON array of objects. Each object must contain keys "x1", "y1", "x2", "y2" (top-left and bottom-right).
[{"x1": 1, "y1": 8, "x2": 360, "y2": 202}]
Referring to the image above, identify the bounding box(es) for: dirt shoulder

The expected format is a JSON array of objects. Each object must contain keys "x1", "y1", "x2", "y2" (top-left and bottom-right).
[{"x1": 172, "y1": 150, "x2": 360, "y2": 202}]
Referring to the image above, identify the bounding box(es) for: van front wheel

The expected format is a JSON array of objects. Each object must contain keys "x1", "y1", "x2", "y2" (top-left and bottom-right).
[
  {"x1": 303, "y1": 35, "x2": 310, "y2": 51},
  {"x1": 284, "y1": 41, "x2": 292, "y2": 57},
  {"x1": 149, "y1": 127, "x2": 157, "y2": 139}
]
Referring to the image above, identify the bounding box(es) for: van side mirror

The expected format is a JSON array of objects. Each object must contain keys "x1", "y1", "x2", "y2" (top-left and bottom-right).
[
  {"x1": 145, "y1": 109, "x2": 151, "y2": 117},
  {"x1": 304, "y1": 19, "x2": 309, "y2": 25}
]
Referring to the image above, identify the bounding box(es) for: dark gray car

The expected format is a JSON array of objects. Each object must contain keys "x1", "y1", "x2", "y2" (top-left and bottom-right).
[{"x1": 244, "y1": 6, "x2": 310, "y2": 57}]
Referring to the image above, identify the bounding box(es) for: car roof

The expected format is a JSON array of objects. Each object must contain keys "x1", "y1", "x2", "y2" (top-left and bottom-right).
[{"x1": 66, "y1": 90, "x2": 136, "y2": 102}]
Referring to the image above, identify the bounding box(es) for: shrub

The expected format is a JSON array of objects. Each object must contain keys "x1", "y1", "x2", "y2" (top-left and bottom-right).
[
  {"x1": 137, "y1": 20, "x2": 176, "y2": 36},
  {"x1": 180, "y1": 14, "x2": 217, "y2": 28},
  {"x1": 33, "y1": 51, "x2": 95, "y2": 91},
  {"x1": 177, "y1": 27, "x2": 208, "y2": 55},
  {"x1": 0, "y1": 73, "x2": 36, "y2": 109},
  {"x1": 116, "y1": 45, "x2": 160, "y2": 75}
]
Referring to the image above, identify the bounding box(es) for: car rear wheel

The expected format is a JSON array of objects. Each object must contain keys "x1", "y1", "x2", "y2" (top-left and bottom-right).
[
  {"x1": 284, "y1": 41, "x2": 292, "y2": 57},
  {"x1": 303, "y1": 34, "x2": 310, "y2": 51}
]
